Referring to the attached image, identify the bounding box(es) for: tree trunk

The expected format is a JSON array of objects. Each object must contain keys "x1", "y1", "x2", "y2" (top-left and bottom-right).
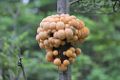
[
  {"x1": 59, "y1": 65, "x2": 71, "y2": 80},
  {"x1": 57, "y1": 0, "x2": 71, "y2": 80},
  {"x1": 57, "y1": 0, "x2": 70, "y2": 14}
]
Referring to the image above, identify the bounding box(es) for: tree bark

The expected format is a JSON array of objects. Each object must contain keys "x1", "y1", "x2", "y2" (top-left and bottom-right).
[
  {"x1": 57, "y1": 0, "x2": 71, "y2": 80},
  {"x1": 57, "y1": 0, "x2": 70, "y2": 14},
  {"x1": 59, "y1": 65, "x2": 71, "y2": 80}
]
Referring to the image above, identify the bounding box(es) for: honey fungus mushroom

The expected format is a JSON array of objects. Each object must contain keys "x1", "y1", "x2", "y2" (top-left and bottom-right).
[{"x1": 36, "y1": 14, "x2": 89, "y2": 71}]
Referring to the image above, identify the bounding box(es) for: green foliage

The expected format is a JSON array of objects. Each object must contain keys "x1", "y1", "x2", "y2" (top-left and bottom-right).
[
  {"x1": 72, "y1": 14, "x2": 120, "y2": 80},
  {"x1": 0, "y1": 0, "x2": 120, "y2": 80}
]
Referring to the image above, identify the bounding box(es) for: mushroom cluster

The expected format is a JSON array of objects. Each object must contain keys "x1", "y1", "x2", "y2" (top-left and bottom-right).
[{"x1": 36, "y1": 14, "x2": 89, "y2": 71}]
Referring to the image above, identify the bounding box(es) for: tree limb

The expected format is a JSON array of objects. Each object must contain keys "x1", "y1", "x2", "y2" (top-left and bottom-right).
[{"x1": 69, "y1": 0, "x2": 80, "y2": 5}]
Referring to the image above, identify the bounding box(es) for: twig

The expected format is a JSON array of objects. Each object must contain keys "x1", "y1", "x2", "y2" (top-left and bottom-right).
[
  {"x1": 69, "y1": 0, "x2": 80, "y2": 5},
  {"x1": 17, "y1": 54, "x2": 27, "y2": 80},
  {"x1": 113, "y1": 1, "x2": 117, "y2": 12}
]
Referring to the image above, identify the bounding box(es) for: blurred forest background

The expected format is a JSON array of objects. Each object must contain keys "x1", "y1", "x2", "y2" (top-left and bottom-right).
[{"x1": 0, "y1": 0, "x2": 120, "y2": 80}]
